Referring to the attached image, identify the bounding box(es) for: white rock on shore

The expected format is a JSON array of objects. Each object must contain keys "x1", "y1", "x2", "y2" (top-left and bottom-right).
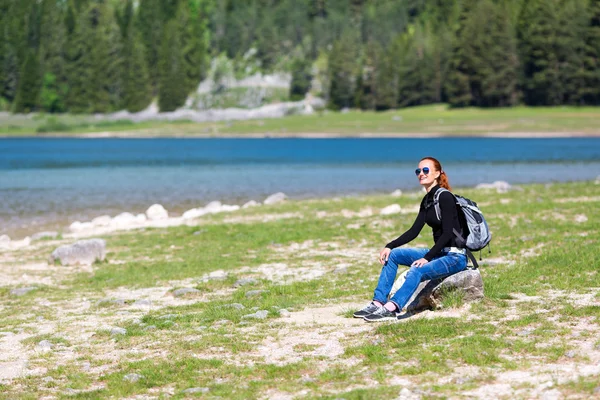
[
  {"x1": 146, "y1": 204, "x2": 168, "y2": 220},
  {"x1": 264, "y1": 192, "x2": 287, "y2": 205},
  {"x1": 49, "y1": 238, "x2": 106, "y2": 266},
  {"x1": 242, "y1": 200, "x2": 260, "y2": 208},
  {"x1": 475, "y1": 180, "x2": 512, "y2": 193},
  {"x1": 380, "y1": 204, "x2": 402, "y2": 215},
  {"x1": 390, "y1": 189, "x2": 403, "y2": 197},
  {"x1": 92, "y1": 215, "x2": 112, "y2": 227}
]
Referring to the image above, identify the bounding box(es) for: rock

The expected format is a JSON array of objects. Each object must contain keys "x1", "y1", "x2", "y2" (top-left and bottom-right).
[
  {"x1": 146, "y1": 204, "x2": 168, "y2": 220},
  {"x1": 233, "y1": 278, "x2": 256, "y2": 287},
  {"x1": 96, "y1": 298, "x2": 126, "y2": 307},
  {"x1": 390, "y1": 189, "x2": 403, "y2": 197},
  {"x1": 279, "y1": 309, "x2": 291, "y2": 318},
  {"x1": 182, "y1": 208, "x2": 208, "y2": 220},
  {"x1": 565, "y1": 350, "x2": 576, "y2": 358},
  {"x1": 245, "y1": 290, "x2": 268, "y2": 298},
  {"x1": 0, "y1": 234, "x2": 10, "y2": 242},
  {"x1": 574, "y1": 214, "x2": 588, "y2": 223},
  {"x1": 475, "y1": 180, "x2": 511, "y2": 193},
  {"x1": 144, "y1": 325, "x2": 157, "y2": 331},
  {"x1": 36, "y1": 340, "x2": 53, "y2": 352},
  {"x1": 517, "y1": 328, "x2": 534, "y2": 336},
  {"x1": 242, "y1": 310, "x2": 269, "y2": 319},
  {"x1": 593, "y1": 386, "x2": 600, "y2": 394},
  {"x1": 182, "y1": 387, "x2": 209, "y2": 394},
  {"x1": 204, "y1": 201, "x2": 222, "y2": 213},
  {"x1": 264, "y1": 192, "x2": 287, "y2": 205},
  {"x1": 380, "y1": 204, "x2": 402, "y2": 215},
  {"x1": 158, "y1": 314, "x2": 177, "y2": 320},
  {"x1": 69, "y1": 221, "x2": 94, "y2": 232},
  {"x1": 123, "y1": 373, "x2": 143, "y2": 383},
  {"x1": 242, "y1": 200, "x2": 260, "y2": 208},
  {"x1": 396, "y1": 387, "x2": 421, "y2": 400},
  {"x1": 10, "y1": 287, "x2": 37, "y2": 296},
  {"x1": 221, "y1": 204, "x2": 240, "y2": 212},
  {"x1": 172, "y1": 288, "x2": 201, "y2": 297},
  {"x1": 31, "y1": 231, "x2": 59, "y2": 241},
  {"x1": 110, "y1": 212, "x2": 137, "y2": 228},
  {"x1": 333, "y1": 266, "x2": 348, "y2": 274},
  {"x1": 392, "y1": 269, "x2": 484, "y2": 313},
  {"x1": 207, "y1": 270, "x2": 227, "y2": 280},
  {"x1": 136, "y1": 214, "x2": 147, "y2": 223},
  {"x1": 223, "y1": 303, "x2": 245, "y2": 310},
  {"x1": 49, "y1": 239, "x2": 106, "y2": 266},
  {"x1": 392, "y1": 115, "x2": 403, "y2": 121},
  {"x1": 110, "y1": 327, "x2": 127, "y2": 336},
  {"x1": 91, "y1": 215, "x2": 112, "y2": 227},
  {"x1": 133, "y1": 299, "x2": 151, "y2": 306}
]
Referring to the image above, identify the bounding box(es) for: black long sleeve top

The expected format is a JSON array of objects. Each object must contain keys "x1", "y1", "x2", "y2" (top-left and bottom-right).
[{"x1": 385, "y1": 185, "x2": 464, "y2": 261}]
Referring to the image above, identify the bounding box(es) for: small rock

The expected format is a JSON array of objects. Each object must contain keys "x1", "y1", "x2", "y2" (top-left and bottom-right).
[
  {"x1": 263, "y1": 192, "x2": 287, "y2": 205},
  {"x1": 36, "y1": 340, "x2": 53, "y2": 352},
  {"x1": 380, "y1": 204, "x2": 401, "y2": 215},
  {"x1": 207, "y1": 270, "x2": 227, "y2": 280},
  {"x1": 110, "y1": 327, "x2": 127, "y2": 336},
  {"x1": 182, "y1": 387, "x2": 209, "y2": 394},
  {"x1": 475, "y1": 180, "x2": 511, "y2": 193},
  {"x1": 245, "y1": 290, "x2": 268, "y2": 298},
  {"x1": 593, "y1": 386, "x2": 600, "y2": 394},
  {"x1": 223, "y1": 303, "x2": 245, "y2": 310},
  {"x1": 242, "y1": 200, "x2": 259, "y2": 208},
  {"x1": 123, "y1": 373, "x2": 143, "y2": 383},
  {"x1": 42, "y1": 376, "x2": 55, "y2": 383},
  {"x1": 81, "y1": 362, "x2": 91, "y2": 372},
  {"x1": 242, "y1": 310, "x2": 269, "y2": 319},
  {"x1": 279, "y1": 309, "x2": 291, "y2": 318},
  {"x1": 234, "y1": 278, "x2": 256, "y2": 287},
  {"x1": 96, "y1": 298, "x2": 126, "y2": 307},
  {"x1": 397, "y1": 387, "x2": 421, "y2": 400},
  {"x1": 182, "y1": 208, "x2": 208, "y2": 220},
  {"x1": 517, "y1": 328, "x2": 534, "y2": 336},
  {"x1": 49, "y1": 238, "x2": 106, "y2": 266},
  {"x1": 31, "y1": 231, "x2": 59, "y2": 240},
  {"x1": 574, "y1": 214, "x2": 588, "y2": 223},
  {"x1": 213, "y1": 319, "x2": 231, "y2": 326},
  {"x1": 10, "y1": 287, "x2": 37, "y2": 296},
  {"x1": 135, "y1": 213, "x2": 147, "y2": 223},
  {"x1": 333, "y1": 266, "x2": 348, "y2": 274},
  {"x1": 390, "y1": 189, "x2": 403, "y2": 197},
  {"x1": 565, "y1": 350, "x2": 576, "y2": 358},
  {"x1": 91, "y1": 215, "x2": 112, "y2": 227},
  {"x1": 133, "y1": 299, "x2": 151, "y2": 306},
  {"x1": 143, "y1": 325, "x2": 157, "y2": 331},
  {"x1": 172, "y1": 288, "x2": 200, "y2": 297},
  {"x1": 0, "y1": 234, "x2": 10, "y2": 243},
  {"x1": 158, "y1": 314, "x2": 177, "y2": 320},
  {"x1": 300, "y1": 376, "x2": 315, "y2": 383},
  {"x1": 110, "y1": 212, "x2": 137, "y2": 227},
  {"x1": 193, "y1": 230, "x2": 206, "y2": 235},
  {"x1": 392, "y1": 115, "x2": 402, "y2": 121},
  {"x1": 146, "y1": 204, "x2": 168, "y2": 220},
  {"x1": 69, "y1": 221, "x2": 93, "y2": 232}
]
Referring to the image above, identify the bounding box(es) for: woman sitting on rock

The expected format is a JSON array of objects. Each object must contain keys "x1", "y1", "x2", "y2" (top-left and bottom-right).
[{"x1": 355, "y1": 156, "x2": 468, "y2": 322}]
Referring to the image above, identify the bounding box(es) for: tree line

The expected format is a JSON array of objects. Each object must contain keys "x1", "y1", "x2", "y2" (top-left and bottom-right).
[{"x1": 1, "y1": 0, "x2": 599, "y2": 114}]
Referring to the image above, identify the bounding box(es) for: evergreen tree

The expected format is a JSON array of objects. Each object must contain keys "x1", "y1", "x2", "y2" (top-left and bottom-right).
[
  {"x1": 39, "y1": 0, "x2": 67, "y2": 112},
  {"x1": 158, "y1": 20, "x2": 187, "y2": 111},
  {"x1": 137, "y1": 0, "x2": 164, "y2": 92},
  {"x1": 64, "y1": 2, "x2": 94, "y2": 112},
  {"x1": 328, "y1": 30, "x2": 361, "y2": 110},
  {"x1": 178, "y1": 0, "x2": 208, "y2": 94},
  {"x1": 123, "y1": 22, "x2": 152, "y2": 112},
  {"x1": 580, "y1": 0, "x2": 600, "y2": 104},
  {"x1": 13, "y1": 50, "x2": 41, "y2": 112},
  {"x1": 289, "y1": 56, "x2": 312, "y2": 101},
  {"x1": 445, "y1": 0, "x2": 476, "y2": 107}
]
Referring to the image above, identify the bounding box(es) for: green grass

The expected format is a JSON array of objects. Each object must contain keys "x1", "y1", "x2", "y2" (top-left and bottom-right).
[
  {"x1": 2, "y1": 104, "x2": 600, "y2": 136},
  {"x1": 1, "y1": 181, "x2": 599, "y2": 399}
]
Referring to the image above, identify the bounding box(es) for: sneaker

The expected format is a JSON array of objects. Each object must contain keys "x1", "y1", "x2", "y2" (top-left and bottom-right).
[
  {"x1": 353, "y1": 302, "x2": 380, "y2": 318},
  {"x1": 362, "y1": 307, "x2": 397, "y2": 322}
]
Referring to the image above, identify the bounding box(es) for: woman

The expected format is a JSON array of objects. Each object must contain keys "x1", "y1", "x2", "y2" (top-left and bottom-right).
[{"x1": 354, "y1": 157, "x2": 468, "y2": 322}]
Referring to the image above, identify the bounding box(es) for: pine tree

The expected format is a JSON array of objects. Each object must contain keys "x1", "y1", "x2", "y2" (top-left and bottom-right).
[
  {"x1": 39, "y1": 0, "x2": 67, "y2": 112},
  {"x1": 13, "y1": 50, "x2": 41, "y2": 112},
  {"x1": 123, "y1": 22, "x2": 152, "y2": 112},
  {"x1": 580, "y1": 0, "x2": 600, "y2": 103},
  {"x1": 137, "y1": 0, "x2": 164, "y2": 92},
  {"x1": 178, "y1": 0, "x2": 208, "y2": 94},
  {"x1": 445, "y1": 0, "x2": 475, "y2": 107},
  {"x1": 289, "y1": 56, "x2": 312, "y2": 101},
  {"x1": 64, "y1": 2, "x2": 94, "y2": 112},
  {"x1": 158, "y1": 19, "x2": 187, "y2": 112},
  {"x1": 328, "y1": 30, "x2": 361, "y2": 110}
]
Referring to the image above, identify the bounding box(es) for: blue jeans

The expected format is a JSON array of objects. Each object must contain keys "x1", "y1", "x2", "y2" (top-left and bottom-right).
[{"x1": 373, "y1": 247, "x2": 468, "y2": 310}]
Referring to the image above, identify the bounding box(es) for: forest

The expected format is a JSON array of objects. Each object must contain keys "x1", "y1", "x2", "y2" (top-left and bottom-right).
[{"x1": 1, "y1": 0, "x2": 599, "y2": 114}]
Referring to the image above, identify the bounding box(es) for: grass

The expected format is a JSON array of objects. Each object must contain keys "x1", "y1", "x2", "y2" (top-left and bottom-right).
[
  {"x1": 2, "y1": 104, "x2": 600, "y2": 136},
  {"x1": 0, "y1": 181, "x2": 599, "y2": 398}
]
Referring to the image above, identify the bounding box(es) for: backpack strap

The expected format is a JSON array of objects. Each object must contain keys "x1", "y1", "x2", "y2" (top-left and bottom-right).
[{"x1": 432, "y1": 187, "x2": 450, "y2": 221}]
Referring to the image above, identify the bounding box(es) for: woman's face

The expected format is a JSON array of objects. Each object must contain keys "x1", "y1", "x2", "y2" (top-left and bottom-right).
[{"x1": 416, "y1": 159, "x2": 440, "y2": 188}]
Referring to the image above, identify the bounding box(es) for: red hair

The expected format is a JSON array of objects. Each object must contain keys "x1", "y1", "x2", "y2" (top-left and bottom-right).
[{"x1": 421, "y1": 157, "x2": 452, "y2": 191}]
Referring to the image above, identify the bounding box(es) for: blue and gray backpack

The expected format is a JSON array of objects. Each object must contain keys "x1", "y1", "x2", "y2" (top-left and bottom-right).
[{"x1": 433, "y1": 188, "x2": 492, "y2": 268}]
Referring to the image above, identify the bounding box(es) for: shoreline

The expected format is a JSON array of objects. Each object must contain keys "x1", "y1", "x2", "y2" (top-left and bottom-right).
[{"x1": 4, "y1": 130, "x2": 600, "y2": 139}]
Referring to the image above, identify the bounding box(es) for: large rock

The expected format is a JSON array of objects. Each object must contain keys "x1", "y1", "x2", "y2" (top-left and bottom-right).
[
  {"x1": 146, "y1": 204, "x2": 168, "y2": 220},
  {"x1": 390, "y1": 269, "x2": 484, "y2": 312},
  {"x1": 49, "y1": 239, "x2": 106, "y2": 266}
]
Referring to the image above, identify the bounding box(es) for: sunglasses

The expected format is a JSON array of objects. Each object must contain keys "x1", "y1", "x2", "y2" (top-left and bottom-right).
[{"x1": 415, "y1": 167, "x2": 430, "y2": 176}]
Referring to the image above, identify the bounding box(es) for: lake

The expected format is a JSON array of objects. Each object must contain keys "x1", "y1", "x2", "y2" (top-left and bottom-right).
[{"x1": 1, "y1": 137, "x2": 599, "y2": 238}]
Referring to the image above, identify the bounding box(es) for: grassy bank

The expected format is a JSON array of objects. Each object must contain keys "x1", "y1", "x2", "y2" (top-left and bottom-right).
[
  {"x1": 2, "y1": 105, "x2": 600, "y2": 137},
  {"x1": 0, "y1": 181, "x2": 599, "y2": 398}
]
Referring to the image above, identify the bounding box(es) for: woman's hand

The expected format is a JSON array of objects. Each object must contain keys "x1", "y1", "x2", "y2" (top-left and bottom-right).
[
  {"x1": 379, "y1": 248, "x2": 391, "y2": 265},
  {"x1": 411, "y1": 258, "x2": 429, "y2": 268}
]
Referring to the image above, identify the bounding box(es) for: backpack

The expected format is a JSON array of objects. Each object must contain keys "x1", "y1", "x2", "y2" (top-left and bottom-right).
[{"x1": 433, "y1": 188, "x2": 492, "y2": 268}]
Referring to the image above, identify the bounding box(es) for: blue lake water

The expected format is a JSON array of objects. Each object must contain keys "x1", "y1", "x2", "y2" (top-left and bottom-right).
[{"x1": 1, "y1": 137, "x2": 599, "y2": 238}]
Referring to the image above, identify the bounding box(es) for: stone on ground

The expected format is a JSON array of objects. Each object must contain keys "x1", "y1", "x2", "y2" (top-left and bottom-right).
[{"x1": 49, "y1": 239, "x2": 106, "y2": 266}]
